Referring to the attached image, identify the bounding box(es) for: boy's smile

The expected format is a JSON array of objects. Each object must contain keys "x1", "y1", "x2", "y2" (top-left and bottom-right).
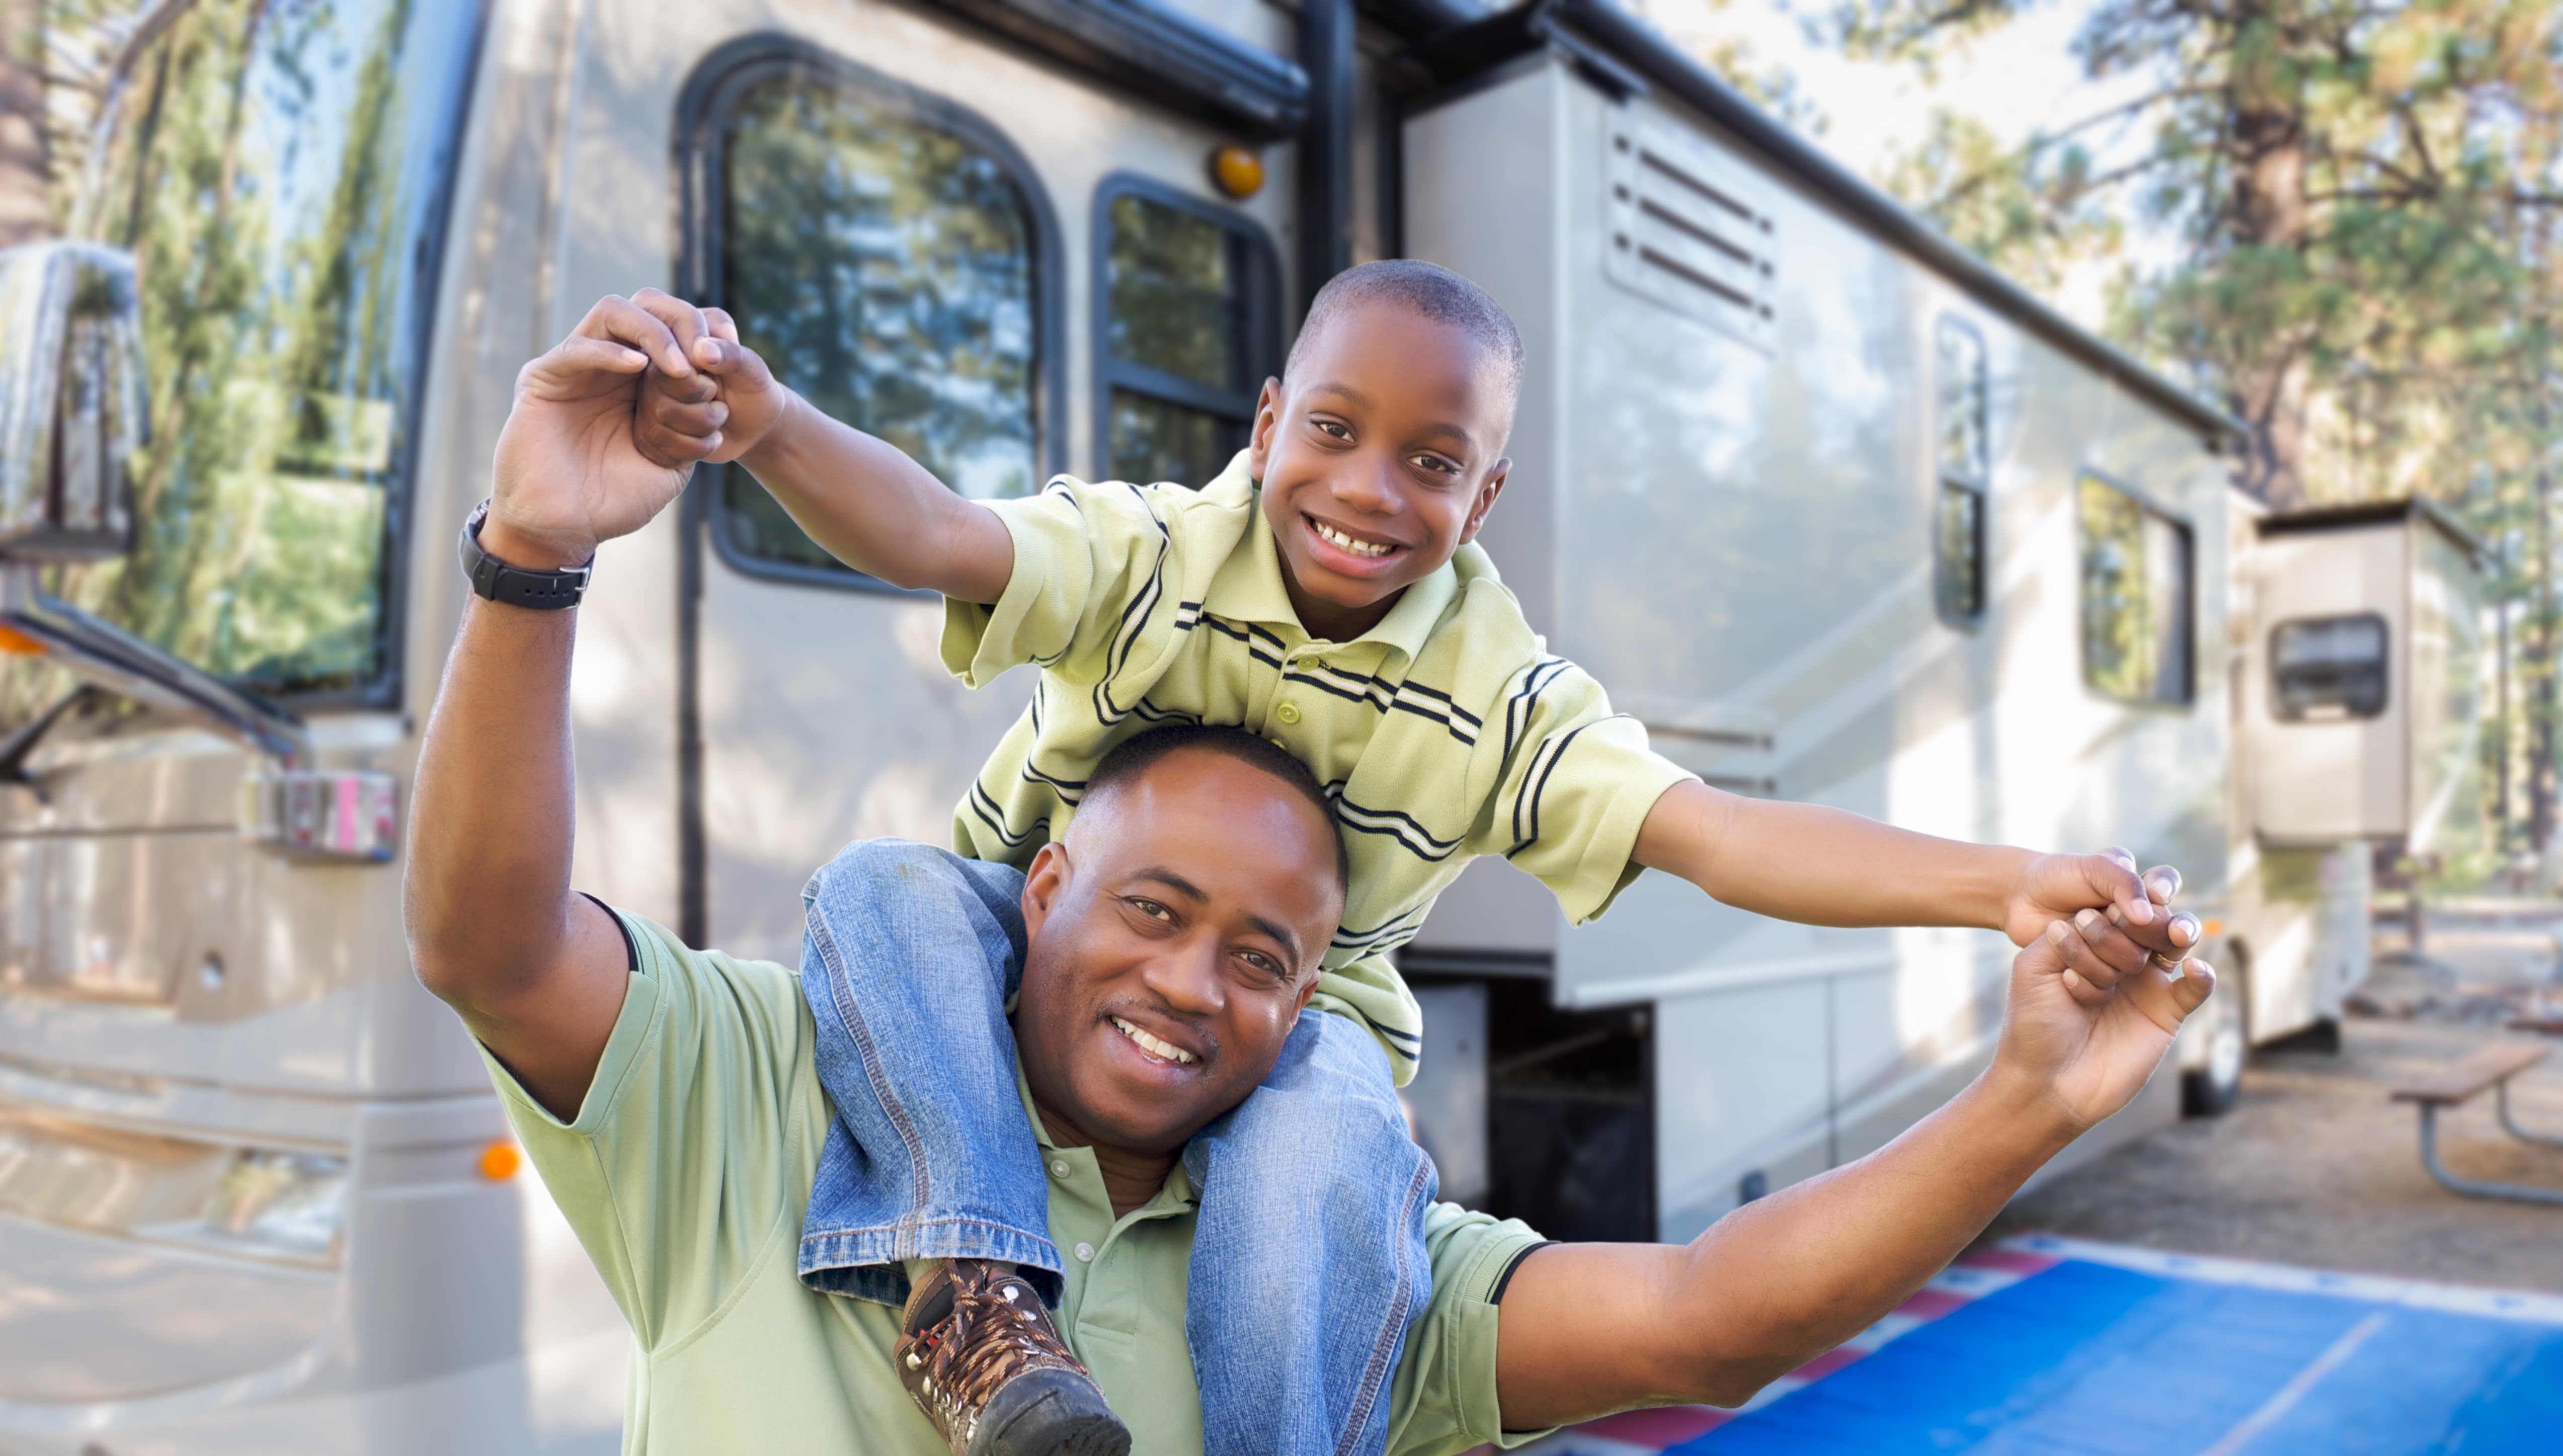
[{"x1": 1249, "y1": 299, "x2": 1513, "y2": 641}]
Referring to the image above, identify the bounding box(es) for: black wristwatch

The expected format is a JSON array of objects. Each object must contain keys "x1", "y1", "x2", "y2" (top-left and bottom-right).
[{"x1": 459, "y1": 499, "x2": 591, "y2": 610}]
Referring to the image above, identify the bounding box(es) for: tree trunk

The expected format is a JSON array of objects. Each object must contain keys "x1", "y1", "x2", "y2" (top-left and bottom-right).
[
  {"x1": 2225, "y1": 4, "x2": 2312, "y2": 507},
  {"x1": 0, "y1": 0, "x2": 48, "y2": 246},
  {"x1": 2532, "y1": 410, "x2": 2556, "y2": 852}
]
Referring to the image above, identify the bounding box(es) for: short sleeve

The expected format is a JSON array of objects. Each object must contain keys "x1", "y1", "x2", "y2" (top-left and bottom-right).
[
  {"x1": 940, "y1": 479, "x2": 1177, "y2": 689},
  {"x1": 1383, "y1": 1203, "x2": 1557, "y2": 1455},
  {"x1": 1470, "y1": 660, "x2": 1698, "y2": 924},
  {"x1": 479, "y1": 910, "x2": 814, "y2": 1352}
]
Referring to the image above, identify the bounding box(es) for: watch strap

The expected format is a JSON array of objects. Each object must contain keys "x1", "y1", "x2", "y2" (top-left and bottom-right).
[{"x1": 460, "y1": 499, "x2": 591, "y2": 610}]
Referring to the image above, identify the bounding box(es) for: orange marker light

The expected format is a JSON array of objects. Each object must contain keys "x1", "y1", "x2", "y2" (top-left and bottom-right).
[
  {"x1": 0, "y1": 624, "x2": 45, "y2": 656},
  {"x1": 1210, "y1": 145, "x2": 1264, "y2": 200},
  {"x1": 2201, "y1": 918, "x2": 2225, "y2": 938},
  {"x1": 478, "y1": 1141, "x2": 523, "y2": 1181}
]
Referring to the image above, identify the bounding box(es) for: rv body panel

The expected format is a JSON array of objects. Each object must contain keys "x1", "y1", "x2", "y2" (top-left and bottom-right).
[{"x1": 1401, "y1": 56, "x2": 2226, "y2": 1236}]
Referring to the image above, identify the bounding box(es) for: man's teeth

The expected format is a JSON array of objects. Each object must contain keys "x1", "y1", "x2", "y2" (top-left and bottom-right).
[
  {"x1": 1111, "y1": 1016, "x2": 1197, "y2": 1065},
  {"x1": 1314, "y1": 520, "x2": 1395, "y2": 558}
]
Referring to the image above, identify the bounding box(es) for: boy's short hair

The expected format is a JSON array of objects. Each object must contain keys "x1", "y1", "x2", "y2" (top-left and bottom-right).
[
  {"x1": 1086, "y1": 725, "x2": 1349, "y2": 891},
  {"x1": 1285, "y1": 260, "x2": 1526, "y2": 412}
]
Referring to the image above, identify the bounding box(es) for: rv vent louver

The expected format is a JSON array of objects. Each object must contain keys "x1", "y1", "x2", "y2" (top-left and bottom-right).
[{"x1": 1604, "y1": 113, "x2": 1777, "y2": 349}]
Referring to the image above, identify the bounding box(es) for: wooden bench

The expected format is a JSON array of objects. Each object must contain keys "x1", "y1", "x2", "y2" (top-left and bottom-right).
[{"x1": 2390, "y1": 1041, "x2": 2563, "y2": 1205}]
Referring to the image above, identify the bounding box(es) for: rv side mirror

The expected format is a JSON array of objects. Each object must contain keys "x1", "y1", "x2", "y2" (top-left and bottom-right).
[{"x1": 0, "y1": 241, "x2": 146, "y2": 562}]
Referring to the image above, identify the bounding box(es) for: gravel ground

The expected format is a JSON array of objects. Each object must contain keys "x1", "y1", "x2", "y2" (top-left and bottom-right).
[{"x1": 1983, "y1": 911, "x2": 2563, "y2": 1293}]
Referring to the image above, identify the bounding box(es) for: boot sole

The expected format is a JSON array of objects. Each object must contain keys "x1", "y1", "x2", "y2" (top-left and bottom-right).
[{"x1": 967, "y1": 1367, "x2": 1132, "y2": 1456}]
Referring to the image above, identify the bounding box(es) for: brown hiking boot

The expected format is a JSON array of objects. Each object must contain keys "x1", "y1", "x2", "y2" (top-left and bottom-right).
[{"x1": 897, "y1": 1259, "x2": 1131, "y2": 1456}]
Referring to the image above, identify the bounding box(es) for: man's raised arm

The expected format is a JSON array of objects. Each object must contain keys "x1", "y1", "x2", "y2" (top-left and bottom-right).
[
  {"x1": 405, "y1": 296, "x2": 720, "y2": 1120},
  {"x1": 1491, "y1": 913, "x2": 2216, "y2": 1428}
]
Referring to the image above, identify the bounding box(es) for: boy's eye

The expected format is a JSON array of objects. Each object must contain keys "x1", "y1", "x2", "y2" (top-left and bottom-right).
[
  {"x1": 1408, "y1": 453, "x2": 1460, "y2": 477},
  {"x1": 1311, "y1": 419, "x2": 1351, "y2": 441}
]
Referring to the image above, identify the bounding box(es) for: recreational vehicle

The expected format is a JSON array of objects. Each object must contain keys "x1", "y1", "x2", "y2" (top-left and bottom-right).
[{"x1": 0, "y1": 0, "x2": 2481, "y2": 1447}]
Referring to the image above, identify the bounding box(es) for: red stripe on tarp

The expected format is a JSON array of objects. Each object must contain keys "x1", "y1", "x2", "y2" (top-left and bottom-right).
[
  {"x1": 1894, "y1": 1287, "x2": 1973, "y2": 1321},
  {"x1": 1790, "y1": 1345, "x2": 1866, "y2": 1382},
  {"x1": 1579, "y1": 1404, "x2": 1733, "y2": 1444}
]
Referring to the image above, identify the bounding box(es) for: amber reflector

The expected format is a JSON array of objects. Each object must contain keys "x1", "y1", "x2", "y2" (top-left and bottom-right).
[
  {"x1": 0, "y1": 624, "x2": 44, "y2": 656},
  {"x1": 1210, "y1": 145, "x2": 1264, "y2": 200},
  {"x1": 478, "y1": 1141, "x2": 523, "y2": 1181}
]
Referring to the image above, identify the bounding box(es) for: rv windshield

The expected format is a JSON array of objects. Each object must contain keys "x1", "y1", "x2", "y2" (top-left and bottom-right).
[{"x1": 28, "y1": 0, "x2": 480, "y2": 703}]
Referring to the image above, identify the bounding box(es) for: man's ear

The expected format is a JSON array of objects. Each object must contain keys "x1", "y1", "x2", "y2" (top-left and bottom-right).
[
  {"x1": 1020, "y1": 841, "x2": 1071, "y2": 942},
  {"x1": 1246, "y1": 377, "x2": 1284, "y2": 478},
  {"x1": 1458, "y1": 457, "x2": 1510, "y2": 544}
]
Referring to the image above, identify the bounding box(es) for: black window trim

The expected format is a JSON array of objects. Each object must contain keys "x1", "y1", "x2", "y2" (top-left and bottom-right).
[
  {"x1": 66, "y1": 0, "x2": 491, "y2": 713},
  {"x1": 1090, "y1": 170, "x2": 1282, "y2": 484},
  {"x1": 676, "y1": 33, "x2": 1069, "y2": 598},
  {"x1": 2269, "y1": 611, "x2": 2391, "y2": 723},
  {"x1": 1932, "y1": 312, "x2": 1988, "y2": 631},
  {"x1": 2074, "y1": 467, "x2": 2197, "y2": 712}
]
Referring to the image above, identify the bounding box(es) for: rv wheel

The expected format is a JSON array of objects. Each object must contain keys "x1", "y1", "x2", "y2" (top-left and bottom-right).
[{"x1": 2181, "y1": 961, "x2": 2248, "y2": 1117}]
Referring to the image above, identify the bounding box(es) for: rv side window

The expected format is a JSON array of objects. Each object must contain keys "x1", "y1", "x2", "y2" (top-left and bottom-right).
[
  {"x1": 1934, "y1": 317, "x2": 1989, "y2": 624},
  {"x1": 711, "y1": 68, "x2": 1044, "y2": 580},
  {"x1": 2077, "y1": 474, "x2": 2194, "y2": 706},
  {"x1": 1095, "y1": 178, "x2": 1277, "y2": 488},
  {"x1": 32, "y1": 0, "x2": 481, "y2": 704},
  {"x1": 2271, "y1": 614, "x2": 2388, "y2": 720}
]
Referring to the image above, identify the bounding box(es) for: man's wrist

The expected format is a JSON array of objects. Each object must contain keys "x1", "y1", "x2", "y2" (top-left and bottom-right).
[{"x1": 477, "y1": 511, "x2": 593, "y2": 573}]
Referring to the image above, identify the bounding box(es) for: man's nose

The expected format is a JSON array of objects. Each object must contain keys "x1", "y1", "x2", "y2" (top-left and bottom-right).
[{"x1": 1138, "y1": 939, "x2": 1226, "y2": 1019}]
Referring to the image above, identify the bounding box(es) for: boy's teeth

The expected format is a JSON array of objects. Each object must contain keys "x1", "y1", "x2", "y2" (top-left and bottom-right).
[
  {"x1": 1315, "y1": 521, "x2": 1393, "y2": 558},
  {"x1": 1111, "y1": 1016, "x2": 1196, "y2": 1065}
]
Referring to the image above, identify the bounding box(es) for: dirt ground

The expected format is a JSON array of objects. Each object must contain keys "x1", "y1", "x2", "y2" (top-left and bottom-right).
[{"x1": 1983, "y1": 907, "x2": 2563, "y2": 1293}]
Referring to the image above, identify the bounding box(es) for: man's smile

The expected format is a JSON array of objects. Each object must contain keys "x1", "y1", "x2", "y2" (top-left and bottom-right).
[{"x1": 1109, "y1": 1014, "x2": 1199, "y2": 1066}]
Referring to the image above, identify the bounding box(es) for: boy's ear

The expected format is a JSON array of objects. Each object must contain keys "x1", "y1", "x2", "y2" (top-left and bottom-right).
[
  {"x1": 1458, "y1": 457, "x2": 1510, "y2": 545},
  {"x1": 1247, "y1": 377, "x2": 1284, "y2": 478},
  {"x1": 1019, "y1": 841, "x2": 1071, "y2": 941}
]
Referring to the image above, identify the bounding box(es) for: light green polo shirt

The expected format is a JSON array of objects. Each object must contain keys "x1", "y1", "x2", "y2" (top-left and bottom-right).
[
  {"x1": 943, "y1": 453, "x2": 1698, "y2": 1084},
  {"x1": 486, "y1": 908, "x2": 1551, "y2": 1456}
]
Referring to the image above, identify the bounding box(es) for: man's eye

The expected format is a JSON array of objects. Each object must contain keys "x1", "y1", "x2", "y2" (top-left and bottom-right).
[
  {"x1": 1130, "y1": 898, "x2": 1173, "y2": 922},
  {"x1": 1237, "y1": 950, "x2": 1285, "y2": 981}
]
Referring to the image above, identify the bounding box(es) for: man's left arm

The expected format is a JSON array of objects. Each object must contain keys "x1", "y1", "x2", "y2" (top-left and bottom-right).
[
  {"x1": 1633, "y1": 777, "x2": 2199, "y2": 959},
  {"x1": 1489, "y1": 917, "x2": 2217, "y2": 1427}
]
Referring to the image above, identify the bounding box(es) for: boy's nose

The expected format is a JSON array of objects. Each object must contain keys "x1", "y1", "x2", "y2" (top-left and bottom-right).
[{"x1": 1329, "y1": 459, "x2": 1404, "y2": 515}]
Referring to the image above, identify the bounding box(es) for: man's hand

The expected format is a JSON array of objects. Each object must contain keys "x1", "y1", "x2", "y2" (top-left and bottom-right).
[
  {"x1": 486, "y1": 293, "x2": 717, "y2": 568},
  {"x1": 1998, "y1": 918, "x2": 2216, "y2": 1131}
]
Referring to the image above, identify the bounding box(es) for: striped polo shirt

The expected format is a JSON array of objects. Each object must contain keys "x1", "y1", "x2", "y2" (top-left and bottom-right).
[{"x1": 941, "y1": 454, "x2": 1696, "y2": 1084}]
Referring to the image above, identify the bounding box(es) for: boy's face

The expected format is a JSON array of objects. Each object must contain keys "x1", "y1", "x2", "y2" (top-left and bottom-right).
[{"x1": 1248, "y1": 300, "x2": 1512, "y2": 641}]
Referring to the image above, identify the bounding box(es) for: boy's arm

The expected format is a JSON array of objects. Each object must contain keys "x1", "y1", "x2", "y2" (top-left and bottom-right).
[
  {"x1": 1633, "y1": 779, "x2": 2197, "y2": 958},
  {"x1": 624, "y1": 290, "x2": 1013, "y2": 603},
  {"x1": 1491, "y1": 921, "x2": 2216, "y2": 1426}
]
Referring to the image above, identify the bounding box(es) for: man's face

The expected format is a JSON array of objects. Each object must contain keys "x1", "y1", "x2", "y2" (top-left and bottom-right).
[
  {"x1": 1012, "y1": 750, "x2": 1345, "y2": 1155},
  {"x1": 1249, "y1": 300, "x2": 1513, "y2": 640}
]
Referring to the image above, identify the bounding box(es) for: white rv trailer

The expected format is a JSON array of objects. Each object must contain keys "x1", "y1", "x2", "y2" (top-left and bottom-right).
[{"x1": 0, "y1": 0, "x2": 2446, "y2": 1447}]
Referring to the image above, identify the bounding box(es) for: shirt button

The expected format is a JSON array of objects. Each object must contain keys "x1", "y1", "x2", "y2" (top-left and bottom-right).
[
  {"x1": 1074, "y1": 1242, "x2": 1095, "y2": 1263},
  {"x1": 1274, "y1": 702, "x2": 1302, "y2": 725},
  {"x1": 1050, "y1": 1159, "x2": 1070, "y2": 1177}
]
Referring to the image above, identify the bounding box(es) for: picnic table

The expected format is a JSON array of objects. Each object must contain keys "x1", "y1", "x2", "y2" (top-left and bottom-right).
[{"x1": 2389, "y1": 1041, "x2": 2563, "y2": 1205}]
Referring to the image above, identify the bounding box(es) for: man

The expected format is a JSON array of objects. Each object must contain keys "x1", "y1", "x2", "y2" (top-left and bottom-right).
[{"x1": 404, "y1": 301, "x2": 2216, "y2": 1455}]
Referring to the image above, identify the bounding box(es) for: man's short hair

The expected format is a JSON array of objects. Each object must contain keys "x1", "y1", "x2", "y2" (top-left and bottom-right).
[
  {"x1": 1284, "y1": 260, "x2": 1526, "y2": 412},
  {"x1": 1086, "y1": 725, "x2": 1349, "y2": 891}
]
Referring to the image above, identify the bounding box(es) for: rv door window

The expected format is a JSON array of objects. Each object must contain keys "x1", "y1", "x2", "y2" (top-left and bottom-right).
[
  {"x1": 1096, "y1": 179, "x2": 1275, "y2": 488},
  {"x1": 30, "y1": 0, "x2": 481, "y2": 703},
  {"x1": 2271, "y1": 614, "x2": 2388, "y2": 720},
  {"x1": 2077, "y1": 474, "x2": 2194, "y2": 706},
  {"x1": 711, "y1": 67, "x2": 1044, "y2": 579},
  {"x1": 1934, "y1": 317, "x2": 1989, "y2": 624}
]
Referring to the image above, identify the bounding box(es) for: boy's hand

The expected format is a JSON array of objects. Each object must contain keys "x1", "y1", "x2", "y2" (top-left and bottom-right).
[
  {"x1": 2003, "y1": 849, "x2": 2196, "y2": 965},
  {"x1": 1995, "y1": 916, "x2": 2215, "y2": 1131},
  {"x1": 626, "y1": 290, "x2": 792, "y2": 468}
]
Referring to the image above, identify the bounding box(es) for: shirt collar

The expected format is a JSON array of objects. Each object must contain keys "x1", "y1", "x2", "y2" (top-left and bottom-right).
[
  {"x1": 1200, "y1": 453, "x2": 1461, "y2": 667},
  {"x1": 1016, "y1": 1058, "x2": 1195, "y2": 1215}
]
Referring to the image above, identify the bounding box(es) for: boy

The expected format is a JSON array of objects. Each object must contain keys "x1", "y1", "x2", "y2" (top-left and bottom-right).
[{"x1": 592, "y1": 263, "x2": 2192, "y2": 1456}]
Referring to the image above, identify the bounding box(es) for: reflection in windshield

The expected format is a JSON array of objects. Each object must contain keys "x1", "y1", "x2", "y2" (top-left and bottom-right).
[{"x1": 23, "y1": 0, "x2": 478, "y2": 703}]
